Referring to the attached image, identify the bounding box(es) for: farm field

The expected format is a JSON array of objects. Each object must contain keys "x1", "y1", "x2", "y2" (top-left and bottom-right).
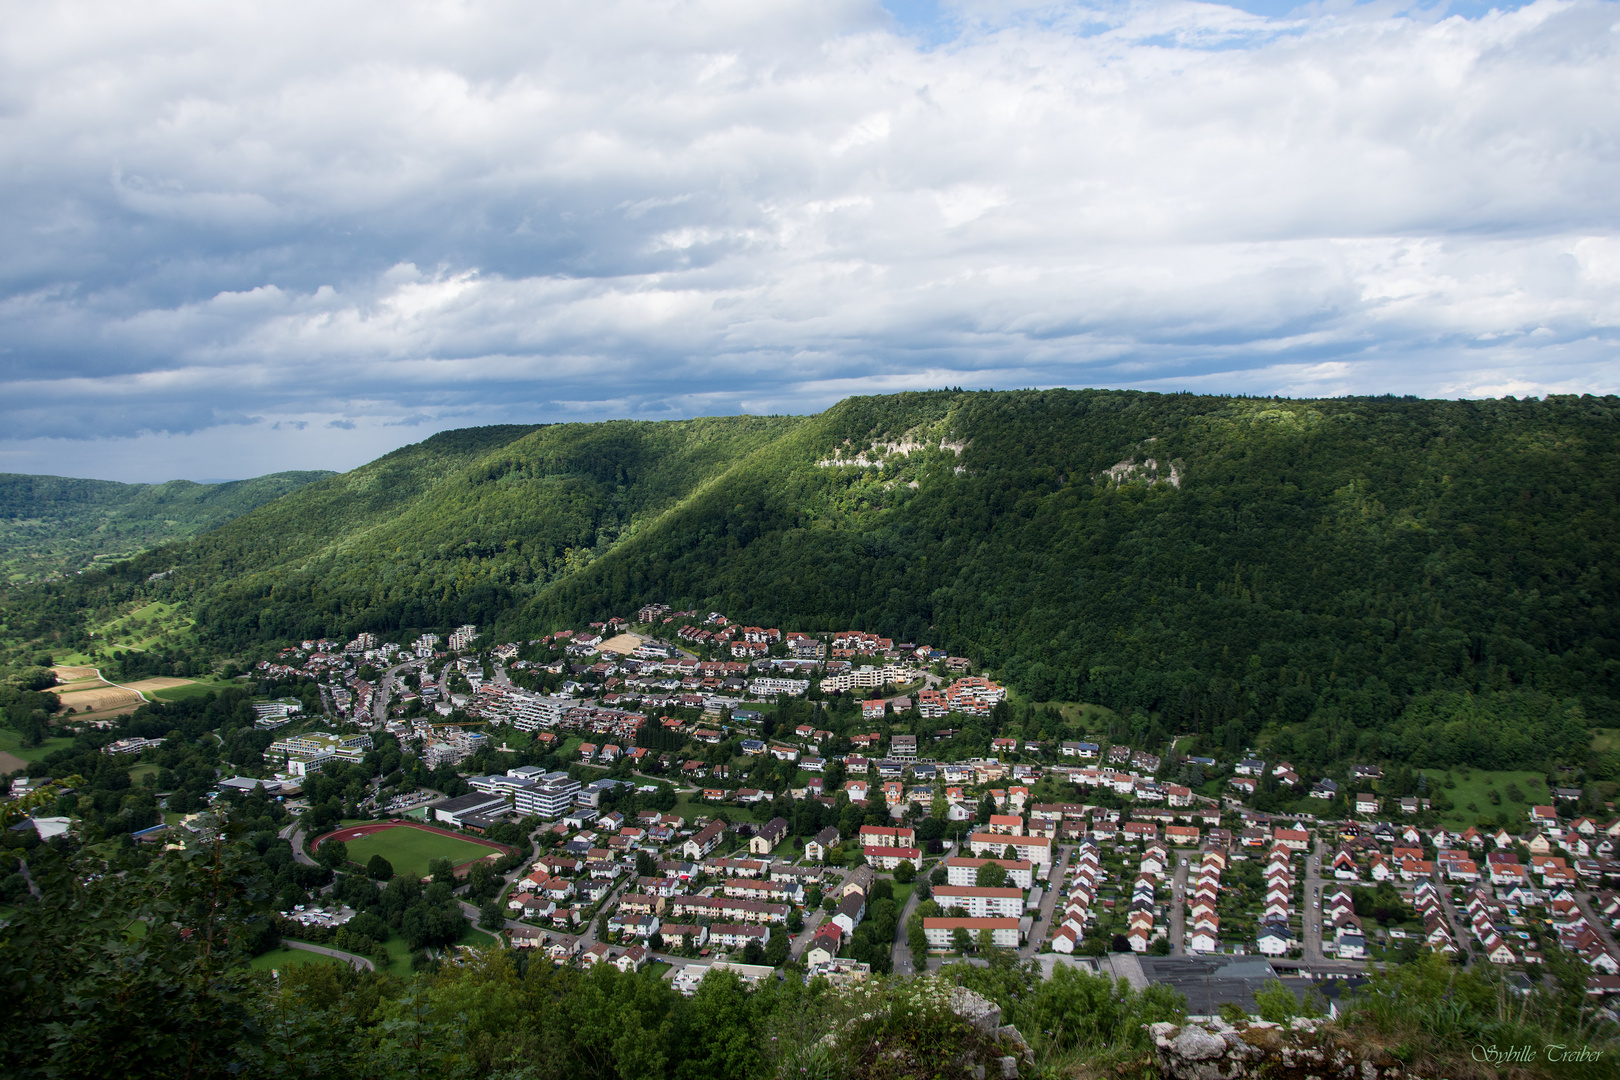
[
  {"x1": 48, "y1": 664, "x2": 147, "y2": 720},
  {"x1": 54, "y1": 683, "x2": 143, "y2": 713},
  {"x1": 1433, "y1": 768, "x2": 1549, "y2": 830},
  {"x1": 328, "y1": 823, "x2": 505, "y2": 880},
  {"x1": 125, "y1": 676, "x2": 195, "y2": 694}
]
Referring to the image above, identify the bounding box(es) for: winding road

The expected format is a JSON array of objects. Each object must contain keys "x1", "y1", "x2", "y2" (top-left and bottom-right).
[{"x1": 284, "y1": 940, "x2": 376, "y2": 972}]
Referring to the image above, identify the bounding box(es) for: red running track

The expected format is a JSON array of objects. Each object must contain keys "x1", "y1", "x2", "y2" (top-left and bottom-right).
[{"x1": 309, "y1": 820, "x2": 516, "y2": 873}]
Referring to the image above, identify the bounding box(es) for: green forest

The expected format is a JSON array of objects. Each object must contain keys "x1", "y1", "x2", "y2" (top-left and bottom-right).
[
  {"x1": 0, "y1": 470, "x2": 332, "y2": 582},
  {"x1": 3, "y1": 390, "x2": 1617, "y2": 778}
]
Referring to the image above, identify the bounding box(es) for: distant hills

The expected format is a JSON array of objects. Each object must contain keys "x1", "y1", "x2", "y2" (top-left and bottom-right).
[
  {"x1": 7, "y1": 389, "x2": 1619, "y2": 776},
  {"x1": 0, "y1": 470, "x2": 334, "y2": 582}
]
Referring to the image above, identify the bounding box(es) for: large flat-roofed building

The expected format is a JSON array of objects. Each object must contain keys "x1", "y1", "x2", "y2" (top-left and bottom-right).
[
  {"x1": 269, "y1": 731, "x2": 372, "y2": 776},
  {"x1": 430, "y1": 791, "x2": 511, "y2": 827},
  {"x1": 511, "y1": 771, "x2": 581, "y2": 819}
]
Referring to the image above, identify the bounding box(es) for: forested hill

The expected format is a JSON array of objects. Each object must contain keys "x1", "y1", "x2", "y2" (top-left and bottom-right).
[
  {"x1": 517, "y1": 391, "x2": 1620, "y2": 774},
  {"x1": 0, "y1": 469, "x2": 333, "y2": 582},
  {"x1": 14, "y1": 390, "x2": 1620, "y2": 776}
]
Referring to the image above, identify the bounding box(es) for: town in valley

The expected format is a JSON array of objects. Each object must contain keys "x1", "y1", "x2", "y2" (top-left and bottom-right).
[{"x1": 17, "y1": 600, "x2": 1618, "y2": 1016}]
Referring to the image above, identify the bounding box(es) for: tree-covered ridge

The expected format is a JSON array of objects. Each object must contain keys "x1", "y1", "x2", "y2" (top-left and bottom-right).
[
  {"x1": 179, "y1": 415, "x2": 803, "y2": 643},
  {"x1": 525, "y1": 390, "x2": 1620, "y2": 774},
  {"x1": 0, "y1": 470, "x2": 334, "y2": 582}
]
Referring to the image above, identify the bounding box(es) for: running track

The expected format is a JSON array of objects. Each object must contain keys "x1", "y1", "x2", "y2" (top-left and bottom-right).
[{"x1": 310, "y1": 820, "x2": 516, "y2": 871}]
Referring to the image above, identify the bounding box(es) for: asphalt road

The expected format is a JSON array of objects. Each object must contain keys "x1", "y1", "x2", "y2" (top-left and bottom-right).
[
  {"x1": 789, "y1": 867, "x2": 847, "y2": 962},
  {"x1": 1168, "y1": 849, "x2": 1193, "y2": 956},
  {"x1": 891, "y1": 873, "x2": 924, "y2": 975},
  {"x1": 1019, "y1": 845, "x2": 1072, "y2": 958},
  {"x1": 1576, "y1": 891, "x2": 1620, "y2": 958},
  {"x1": 281, "y1": 822, "x2": 319, "y2": 867},
  {"x1": 1302, "y1": 840, "x2": 1325, "y2": 962},
  {"x1": 284, "y1": 940, "x2": 376, "y2": 972}
]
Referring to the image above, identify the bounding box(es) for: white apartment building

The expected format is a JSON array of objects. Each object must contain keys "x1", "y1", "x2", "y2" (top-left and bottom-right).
[
  {"x1": 944, "y1": 858, "x2": 1034, "y2": 889},
  {"x1": 931, "y1": 886, "x2": 1024, "y2": 919},
  {"x1": 921, "y1": 917, "x2": 1020, "y2": 949},
  {"x1": 967, "y1": 832, "x2": 1053, "y2": 867},
  {"x1": 747, "y1": 678, "x2": 810, "y2": 698},
  {"x1": 819, "y1": 665, "x2": 920, "y2": 693},
  {"x1": 512, "y1": 694, "x2": 579, "y2": 732}
]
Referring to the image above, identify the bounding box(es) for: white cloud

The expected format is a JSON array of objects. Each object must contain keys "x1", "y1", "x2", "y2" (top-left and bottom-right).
[{"x1": 0, "y1": 0, "x2": 1617, "y2": 479}]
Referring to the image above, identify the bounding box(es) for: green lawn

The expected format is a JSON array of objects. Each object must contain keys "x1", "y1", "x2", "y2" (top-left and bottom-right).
[
  {"x1": 1024, "y1": 700, "x2": 1119, "y2": 733},
  {"x1": 0, "y1": 730, "x2": 76, "y2": 763},
  {"x1": 890, "y1": 881, "x2": 917, "y2": 910},
  {"x1": 374, "y1": 934, "x2": 415, "y2": 976},
  {"x1": 1434, "y1": 769, "x2": 1548, "y2": 830},
  {"x1": 247, "y1": 944, "x2": 350, "y2": 974},
  {"x1": 340, "y1": 825, "x2": 502, "y2": 880},
  {"x1": 150, "y1": 682, "x2": 222, "y2": 703},
  {"x1": 671, "y1": 794, "x2": 713, "y2": 823},
  {"x1": 461, "y1": 926, "x2": 499, "y2": 949}
]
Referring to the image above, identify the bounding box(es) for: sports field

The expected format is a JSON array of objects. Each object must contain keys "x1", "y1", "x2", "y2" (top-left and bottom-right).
[{"x1": 320, "y1": 822, "x2": 507, "y2": 880}]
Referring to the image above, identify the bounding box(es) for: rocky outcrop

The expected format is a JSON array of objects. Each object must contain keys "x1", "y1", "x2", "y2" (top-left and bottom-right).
[
  {"x1": 946, "y1": 986, "x2": 1035, "y2": 1078},
  {"x1": 1150, "y1": 1018, "x2": 1408, "y2": 1080}
]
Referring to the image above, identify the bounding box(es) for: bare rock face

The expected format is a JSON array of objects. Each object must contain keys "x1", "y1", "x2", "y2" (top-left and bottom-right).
[
  {"x1": 945, "y1": 987, "x2": 1035, "y2": 1074},
  {"x1": 1149, "y1": 1020, "x2": 1407, "y2": 1080},
  {"x1": 949, "y1": 986, "x2": 1003, "y2": 1032}
]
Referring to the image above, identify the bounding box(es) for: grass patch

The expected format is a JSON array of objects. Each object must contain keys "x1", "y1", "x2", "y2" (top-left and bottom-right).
[
  {"x1": 87, "y1": 600, "x2": 196, "y2": 655},
  {"x1": 0, "y1": 730, "x2": 76, "y2": 763},
  {"x1": 643, "y1": 960, "x2": 672, "y2": 980},
  {"x1": 890, "y1": 881, "x2": 917, "y2": 910},
  {"x1": 1434, "y1": 768, "x2": 1547, "y2": 829},
  {"x1": 129, "y1": 763, "x2": 159, "y2": 784},
  {"x1": 150, "y1": 682, "x2": 220, "y2": 703},
  {"x1": 247, "y1": 945, "x2": 350, "y2": 974},
  {"x1": 340, "y1": 825, "x2": 502, "y2": 880},
  {"x1": 671, "y1": 794, "x2": 714, "y2": 823},
  {"x1": 1027, "y1": 701, "x2": 1118, "y2": 733},
  {"x1": 460, "y1": 925, "x2": 499, "y2": 949}
]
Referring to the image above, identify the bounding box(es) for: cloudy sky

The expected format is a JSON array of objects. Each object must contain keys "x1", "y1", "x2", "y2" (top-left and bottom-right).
[{"x1": 2, "y1": 0, "x2": 1616, "y2": 482}]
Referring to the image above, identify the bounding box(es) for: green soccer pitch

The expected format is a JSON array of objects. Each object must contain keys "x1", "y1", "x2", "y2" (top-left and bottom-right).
[{"x1": 338, "y1": 825, "x2": 502, "y2": 880}]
